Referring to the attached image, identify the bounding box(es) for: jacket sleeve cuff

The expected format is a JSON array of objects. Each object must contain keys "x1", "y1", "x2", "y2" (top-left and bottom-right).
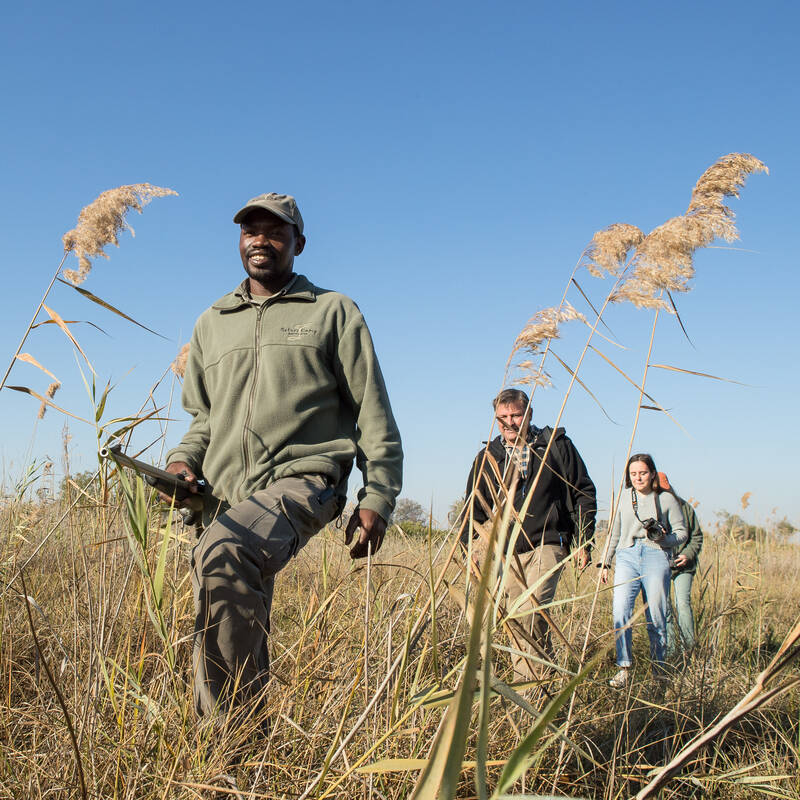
[
  {"x1": 166, "y1": 449, "x2": 202, "y2": 476},
  {"x1": 358, "y1": 493, "x2": 394, "y2": 523}
]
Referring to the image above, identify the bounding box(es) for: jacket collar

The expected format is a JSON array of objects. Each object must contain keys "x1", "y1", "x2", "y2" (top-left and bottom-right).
[
  {"x1": 212, "y1": 273, "x2": 317, "y2": 311},
  {"x1": 488, "y1": 425, "x2": 543, "y2": 456}
]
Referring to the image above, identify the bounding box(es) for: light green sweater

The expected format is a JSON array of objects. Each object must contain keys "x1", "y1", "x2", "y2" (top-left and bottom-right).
[{"x1": 167, "y1": 275, "x2": 403, "y2": 521}]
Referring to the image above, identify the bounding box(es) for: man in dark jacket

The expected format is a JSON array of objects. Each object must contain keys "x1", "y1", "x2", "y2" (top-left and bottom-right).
[{"x1": 464, "y1": 388, "x2": 596, "y2": 680}]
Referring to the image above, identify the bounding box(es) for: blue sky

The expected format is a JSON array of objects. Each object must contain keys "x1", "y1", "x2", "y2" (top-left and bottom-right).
[{"x1": 1, "y1": 1, "x2": 797, "y2": 528}]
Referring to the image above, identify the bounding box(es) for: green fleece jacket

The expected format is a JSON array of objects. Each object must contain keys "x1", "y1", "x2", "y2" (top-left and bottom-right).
[
  {"x1": 167, "y1": 275, "x2": 402, "y2": 521},
  {"x1": 672, "y1": 499, "x2": 703, "y2": 575}
]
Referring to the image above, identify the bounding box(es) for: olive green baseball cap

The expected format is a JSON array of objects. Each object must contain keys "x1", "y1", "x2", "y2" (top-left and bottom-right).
[{"x1": 233, "y1": 192, "x2": 304, "y2": 234}]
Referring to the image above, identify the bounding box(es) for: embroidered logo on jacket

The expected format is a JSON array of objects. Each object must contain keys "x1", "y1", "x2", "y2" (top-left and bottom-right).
[{"x1": 281, "y1": 325, "x2": 318, "y2": 341}]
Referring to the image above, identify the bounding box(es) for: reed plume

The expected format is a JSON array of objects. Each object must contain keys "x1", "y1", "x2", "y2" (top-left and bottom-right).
[
  {"x1": 511, "y1": 302, "x2": 585, "y2": 356},
  {"x1": 582, "y1": 222, "x2": 644, "y2": 277},
  {"x1": 512, "y1": 360, "x2": 552, "y2": 387},
  {"x1": 688, "y1": 152, "x2": 768, "y2": 215},
  {"x1": 37, "y1": 381, "x2": 61, "y2": 419},
  {"x1": 1, "y1": 183, "x2": 177, "y2": 393},
  {"x1": 610, "y1": 279, "x2": 672, "y2": 311},
  {"x1": 611, "y1": 153, "x2": 767, "y2": 310},
  {"x1": 171, "y1": 343, "x2": 190, "y2": 378},
  {"x1": 62, "y1": 184, "x2": 178, "y2": 285}
]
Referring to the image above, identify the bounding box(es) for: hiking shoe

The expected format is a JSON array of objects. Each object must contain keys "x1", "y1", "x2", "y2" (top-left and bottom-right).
[{"x1": 608, "y1": 668, "x2": 629, "y2": 689}]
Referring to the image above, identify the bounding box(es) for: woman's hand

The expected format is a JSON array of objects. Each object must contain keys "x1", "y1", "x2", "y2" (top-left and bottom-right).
[
  {"x1": 673, "y1": 554, "x2": 689, "y2": 568},
  {"x1": 600, "y1": 567, "x2": 609, "y2": 584}
]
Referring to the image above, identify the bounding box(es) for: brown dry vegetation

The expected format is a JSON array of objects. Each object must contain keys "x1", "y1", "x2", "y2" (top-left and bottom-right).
[
  {"x1": 1, "y1": 490, "x2": 798, "y2": 799},
  {"x1": 2, "y1": 156, "x2": 796, "y2": 799}
]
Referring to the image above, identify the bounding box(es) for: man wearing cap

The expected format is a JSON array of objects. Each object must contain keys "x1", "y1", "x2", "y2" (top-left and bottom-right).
[{"x1": 164, "y1": 193, "x2": 403, "y2": 718}]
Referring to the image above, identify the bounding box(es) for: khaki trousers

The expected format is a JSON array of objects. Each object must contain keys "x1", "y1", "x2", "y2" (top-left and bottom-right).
[
  {"x1": 191, "y1": 474, "x2": 339, "y2": 717},
  {"x1": 503, "y1": 543, "x2": 568, "y2": 681}
]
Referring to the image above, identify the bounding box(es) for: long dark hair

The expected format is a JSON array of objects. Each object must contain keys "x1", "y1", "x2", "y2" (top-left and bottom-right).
[{"x1": 625, "y1": 453, "x2": 660, "y2": 492}]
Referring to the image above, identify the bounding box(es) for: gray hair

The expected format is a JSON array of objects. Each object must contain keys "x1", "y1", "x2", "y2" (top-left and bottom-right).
[{"x1": 492, "y1": 388, "x2": 530, "y2": 411}]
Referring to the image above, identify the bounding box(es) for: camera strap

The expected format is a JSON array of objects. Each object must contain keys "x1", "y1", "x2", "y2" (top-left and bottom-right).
[
  {"x1": 631, "y1": 488, "x2": 665, "y2": 526},
  {"x1": 631, "y1": 487, "x2": 643, "y2": 523}
]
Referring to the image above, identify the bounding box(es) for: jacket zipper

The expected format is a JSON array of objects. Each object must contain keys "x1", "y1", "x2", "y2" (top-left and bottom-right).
[
  {"x1": 241, "y1": 302, "x2": 266, "y2": 499},
  {"x1": 502, "y1": 441, "x2": 563, "y2": 549}
]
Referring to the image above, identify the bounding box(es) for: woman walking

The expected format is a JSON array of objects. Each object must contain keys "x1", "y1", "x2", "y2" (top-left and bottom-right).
[
  {"x1": 601, "y1": 454, "x2": 687, "y2": 688},
  {"x1": 658, "y1": 472, "x2": 704, "y2": 659}
]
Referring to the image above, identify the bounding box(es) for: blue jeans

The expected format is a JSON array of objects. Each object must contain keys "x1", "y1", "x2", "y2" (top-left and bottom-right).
[
  {"x1": 612, "y1": 541, "x2": 671, "y2": 667},
  {"x1": 667, "y1": 570, "x2": 695, "y2": 656}
]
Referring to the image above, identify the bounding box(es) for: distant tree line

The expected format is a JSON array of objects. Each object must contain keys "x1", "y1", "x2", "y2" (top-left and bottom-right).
[
  {"x1": 714, "y1": 510, "x2": 796, "y2": 542},
  {"x1": 591, "y1": 512, "x2": 796, "y2": 544}
]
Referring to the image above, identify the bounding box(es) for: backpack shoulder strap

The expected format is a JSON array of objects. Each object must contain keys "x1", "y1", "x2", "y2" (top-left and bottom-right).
[
  {"x1": 654, "y1": 491, "x2": 670, "y2": 531},
  {"x1": 538, "y1": 428, "x2": 575, "y2": 515}
]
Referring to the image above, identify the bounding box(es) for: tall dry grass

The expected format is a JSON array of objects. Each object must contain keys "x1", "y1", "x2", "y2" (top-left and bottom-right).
[
  {"x1": 2, "y1": 157, "x2": 798, "y2": 799},
  {"x1": 1, "y1": 493, "x2": 798, "y2": 799}
]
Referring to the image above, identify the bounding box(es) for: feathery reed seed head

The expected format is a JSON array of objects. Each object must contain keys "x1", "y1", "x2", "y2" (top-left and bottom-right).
[
  {"x1": 512, "y1": 360, "x2": 552, "y2": 387},
  {"x1": 513, "y1": 368, "x2": 552, "y2": 388},
  {"x1": 62, "y1": 184, "x2": 178, "y2": 285},
  {"x1": 38, "y1": 381, "x2": 61, "y2": 419},
  {"x1": 513, "y1": 302, "x2": 585, "y2": 356},
  {"x1": 172, "y1": 343, "x2": 190, "y2": 378},
  {"x1": 627, "y1": 211, "x2": 729, "y2": 295},
  {"x1": 614, "y1": 153, "x2": 766, "y2": 310},
  {"x1": 688, "y1": 153, "x2": 768, "y2": 215},
  {"x1": 610, "y1": 279, "x2": 671, "y2": 310},
  {"x1": 583, "y1": 223, "x2": 644, "y2": 278}
]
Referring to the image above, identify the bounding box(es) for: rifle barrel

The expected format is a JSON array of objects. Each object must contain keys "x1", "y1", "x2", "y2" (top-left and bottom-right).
[{"x1": 100, "y1": 445, "x2": 205, "y2": 498}]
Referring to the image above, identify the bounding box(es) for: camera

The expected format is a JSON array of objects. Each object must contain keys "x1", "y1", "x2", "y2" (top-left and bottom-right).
[{"x1": 640, "y1": 517, "x2": 667, "y2": 543}]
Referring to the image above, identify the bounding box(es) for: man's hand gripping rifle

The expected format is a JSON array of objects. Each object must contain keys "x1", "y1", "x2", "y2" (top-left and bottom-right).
[{"x1": 100, "y1": 445, "x2": 205, "y2": 525}]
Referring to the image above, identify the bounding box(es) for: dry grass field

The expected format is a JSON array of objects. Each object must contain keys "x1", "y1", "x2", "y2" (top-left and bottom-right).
[
  {"x1": 2, "y1": 155, "x2": 796, "y2": 799},
  {"x1": 1, "y1": 489, "x2": 799, "y2": 799}
]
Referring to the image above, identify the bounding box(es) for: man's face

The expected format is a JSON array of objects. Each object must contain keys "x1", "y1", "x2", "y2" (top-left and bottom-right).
[
  {"x1": 239, "y1": 208, "x2": 306, "y2": 294},
  {"x1": 495, "y1": 401, "x2": 531, "y2": 444}
]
